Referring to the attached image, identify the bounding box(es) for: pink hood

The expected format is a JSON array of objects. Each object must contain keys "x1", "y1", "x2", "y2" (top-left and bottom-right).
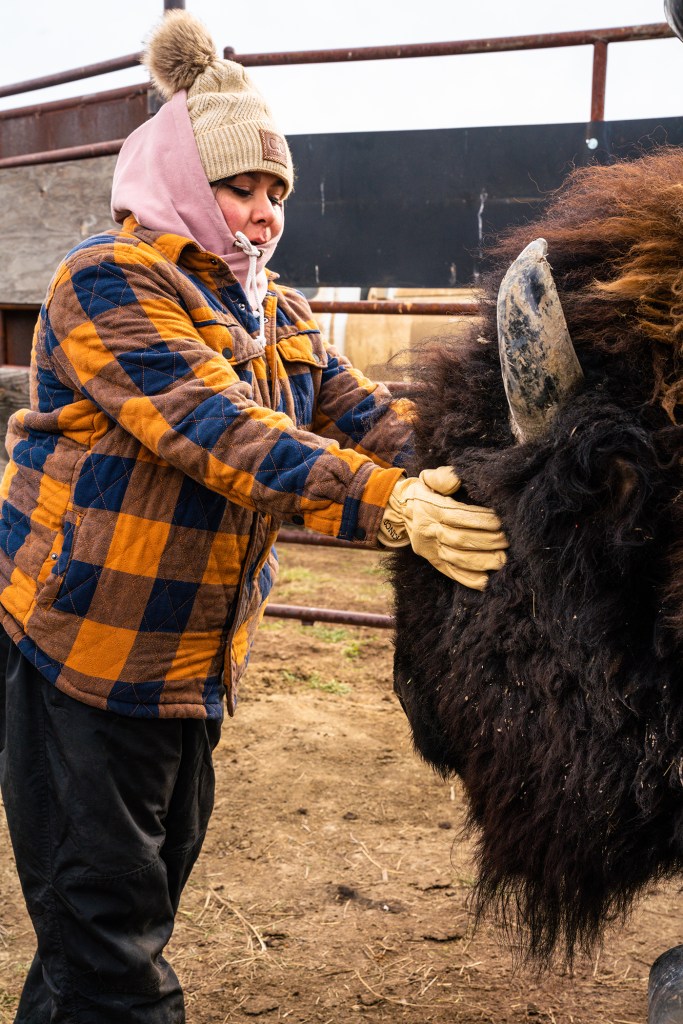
[{"x1": 111, "y1": 91, "x2": 279, "y2": 304}]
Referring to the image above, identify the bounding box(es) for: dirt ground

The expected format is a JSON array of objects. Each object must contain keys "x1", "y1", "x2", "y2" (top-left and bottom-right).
[{"x1": 1, "y1": 543, "x2": 682, "y2": 1024}]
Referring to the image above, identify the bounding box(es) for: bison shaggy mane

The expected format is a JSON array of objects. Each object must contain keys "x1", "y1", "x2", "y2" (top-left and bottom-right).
[{"x1": 390, "y1": 147, "x2": 683, "y2": 965}]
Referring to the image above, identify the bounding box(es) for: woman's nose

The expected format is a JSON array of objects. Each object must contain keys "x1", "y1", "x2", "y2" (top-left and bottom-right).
[{"x1": 252, "y1": 197, "x2": 275, "y2": 223}]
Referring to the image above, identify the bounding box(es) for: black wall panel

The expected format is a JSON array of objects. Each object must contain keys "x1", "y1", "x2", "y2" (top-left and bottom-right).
[{"x1": 277, "y1": 117, "x2": 683, "y2": 288}]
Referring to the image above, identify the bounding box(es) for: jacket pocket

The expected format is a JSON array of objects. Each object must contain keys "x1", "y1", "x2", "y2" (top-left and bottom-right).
[
  {"x1": 194, "y1": 310, "x2": 239, "y2": 358},
  {"x1": 277, "y1": 332, "x2": 328, "y2": 369},
  {"x1": 277, "y1": 333, "x2": 328, "y2": 427},
  {"x1": 34, "y1": 507, "x2": 82, "y2": 610}
]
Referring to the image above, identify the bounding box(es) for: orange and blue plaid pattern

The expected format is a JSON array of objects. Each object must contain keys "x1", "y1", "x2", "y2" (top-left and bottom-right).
[{"x1": 0, "y1": 218, "x2": 412, "y2": 718}]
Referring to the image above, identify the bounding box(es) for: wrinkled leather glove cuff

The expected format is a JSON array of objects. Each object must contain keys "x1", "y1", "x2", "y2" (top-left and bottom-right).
[{"x1": 377, "y1": 498, "x2": 411, "y2": 548}]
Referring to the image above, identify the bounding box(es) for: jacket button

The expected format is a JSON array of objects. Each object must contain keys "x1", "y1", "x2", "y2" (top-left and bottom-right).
[
  {"x1": 354, "y1": 526, "x2": 366, "y2": 541},
  {"x1": 51, "y1": 552, "x2": 58, "y2": 560},
  {"x1": 291, "y1": 514, "x2": 305, "y2": 525}
]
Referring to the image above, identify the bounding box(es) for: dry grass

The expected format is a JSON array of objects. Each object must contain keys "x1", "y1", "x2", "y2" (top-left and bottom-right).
[{"x1": 1, "y1": 544, "x2": 682, "y2": 1023}]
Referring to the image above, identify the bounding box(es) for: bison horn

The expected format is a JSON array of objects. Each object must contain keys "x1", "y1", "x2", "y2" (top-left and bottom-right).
[
  {"x1": 497, "y1": 237, "x2": 584, "y2": 443},
  {"x1": 648, "y1": 945, "x2": 683, "y2": 1024},
  {"x1": 665, "y1": 0, "x2": 683, "y2": 42}
]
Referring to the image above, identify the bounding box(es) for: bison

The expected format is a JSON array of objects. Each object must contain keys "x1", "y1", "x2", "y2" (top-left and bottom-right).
[{"x1": 390, "y1": 145, "x2": 683, "y2": 972}]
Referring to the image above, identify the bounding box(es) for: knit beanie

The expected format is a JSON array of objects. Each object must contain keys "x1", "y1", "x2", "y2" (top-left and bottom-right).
[{"x1": 144, "y1": 10, "x2": 294, "y2": 196}]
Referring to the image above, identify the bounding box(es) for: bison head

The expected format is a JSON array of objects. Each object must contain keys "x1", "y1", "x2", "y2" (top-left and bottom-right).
[{"x1": 391, "y1": 147, "x2": 683, "y2": 963}]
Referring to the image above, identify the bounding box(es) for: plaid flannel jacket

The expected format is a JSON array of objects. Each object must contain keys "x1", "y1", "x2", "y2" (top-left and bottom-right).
[{"x1": 0, "y1": 218, "x2": 412, "y2": 718}]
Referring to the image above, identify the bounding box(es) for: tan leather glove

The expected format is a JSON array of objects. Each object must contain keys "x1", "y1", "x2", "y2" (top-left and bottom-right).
[{"x1": 378, "y1": 466, "x2": 508, "y2": 590}]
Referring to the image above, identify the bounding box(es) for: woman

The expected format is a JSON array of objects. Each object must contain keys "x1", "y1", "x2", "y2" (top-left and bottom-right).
[{"x1": 0, "y1": 11, "x2": 506, "y2": 1022}]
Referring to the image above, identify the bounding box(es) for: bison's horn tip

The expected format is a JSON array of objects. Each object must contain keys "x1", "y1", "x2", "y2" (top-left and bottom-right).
[{"x1": 497, "y1": 237, "x2": 583, "y2": 444}]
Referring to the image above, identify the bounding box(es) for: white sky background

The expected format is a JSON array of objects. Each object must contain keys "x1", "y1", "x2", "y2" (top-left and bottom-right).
[{"x1": 1, "y1": 0, "x2": 681, "y2": 132}]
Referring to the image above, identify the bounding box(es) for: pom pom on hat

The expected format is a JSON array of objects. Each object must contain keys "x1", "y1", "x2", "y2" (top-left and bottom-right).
[
  {"x1": 144, "y1": 10, "x2": 217, "y2": 100},
  {"x1": 142, "y1": 9, "x2": 294, "y2": 196}
]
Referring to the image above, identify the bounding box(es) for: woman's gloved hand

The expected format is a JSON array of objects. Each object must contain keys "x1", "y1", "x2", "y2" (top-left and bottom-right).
[{"x1": 378, "y1": 466, "x2": 508, "y2": 590}]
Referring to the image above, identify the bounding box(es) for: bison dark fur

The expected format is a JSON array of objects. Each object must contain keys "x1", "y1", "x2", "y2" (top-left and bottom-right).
[{"x1": 390, "y1": 147, "x2": 683, "y2": 964}]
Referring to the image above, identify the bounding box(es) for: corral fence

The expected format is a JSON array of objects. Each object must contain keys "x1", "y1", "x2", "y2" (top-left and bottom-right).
[
  {"x1": 0, "y1": 4, "x2": 676, "y2": 628},
  {"x1": 0, "y1": 16, "x2": 673, "y2": 166}
]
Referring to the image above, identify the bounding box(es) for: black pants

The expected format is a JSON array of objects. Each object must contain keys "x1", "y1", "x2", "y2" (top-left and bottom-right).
[{"x1": 0, "y1": 631, "x2": 221, "y2": 1023}]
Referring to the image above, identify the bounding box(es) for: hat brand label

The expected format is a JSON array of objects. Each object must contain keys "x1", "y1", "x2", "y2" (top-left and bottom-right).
[{"x1": 260, "y1": 130, "x2": 288, "y2": 167}]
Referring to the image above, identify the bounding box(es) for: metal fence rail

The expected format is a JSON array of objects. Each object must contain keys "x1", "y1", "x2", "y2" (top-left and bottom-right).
[
  {"x1": 0, "y1": 139, "x2": 127, "y2": 169},
  {"x1": 265, "y1": 602, "x2": 394, "y2": 629},
  {"x1": 0, "y1": 56, "x2": 144, "y2": 101},
  {"x1": 269, "y1": 530, "x2": 395, "y2": 629},
  {"x1": 308, "y1": 299, "x2": 482, "y2": 317},
  {"x1": 0, "y1": 22, "x2": 674, "y2": 169}
]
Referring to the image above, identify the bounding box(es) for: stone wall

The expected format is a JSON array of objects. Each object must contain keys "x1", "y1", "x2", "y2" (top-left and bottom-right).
[{"x1": 0, "y1": 156, "x2": 118, "y2": 304}]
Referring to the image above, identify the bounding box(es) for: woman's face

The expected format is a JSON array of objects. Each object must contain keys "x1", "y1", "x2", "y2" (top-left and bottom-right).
[{"x1": 213, "y1": 171, "x2": 286, "y2": 246}]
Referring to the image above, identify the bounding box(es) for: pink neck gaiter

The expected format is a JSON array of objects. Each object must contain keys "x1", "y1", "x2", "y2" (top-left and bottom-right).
[{"x1": 110, "y1": 91, "x2": 281, "y2": 306}]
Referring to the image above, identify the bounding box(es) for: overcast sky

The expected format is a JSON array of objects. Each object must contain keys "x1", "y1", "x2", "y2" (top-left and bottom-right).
[{"x1": 1, "y1": 1, "x2": 681, "y2": 133}]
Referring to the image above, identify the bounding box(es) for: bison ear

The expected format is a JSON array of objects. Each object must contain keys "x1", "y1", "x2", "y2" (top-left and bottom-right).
[
  {"x1": 665, "y1": 0, "x2": 683, "y2": 42},
  {"x1": 496, "y1": 237, "x2": 584, "y2": 444}
]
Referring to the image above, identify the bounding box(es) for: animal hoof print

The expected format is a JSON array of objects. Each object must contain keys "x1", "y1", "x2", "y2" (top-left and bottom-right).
[{"x1": 649, "y1": 946, "x2": 683, "y2": 1023}]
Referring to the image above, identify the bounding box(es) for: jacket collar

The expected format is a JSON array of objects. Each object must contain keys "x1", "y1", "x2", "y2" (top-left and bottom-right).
[{"x1": 121, "y1": 215, "x2": 280, "y2": 287}]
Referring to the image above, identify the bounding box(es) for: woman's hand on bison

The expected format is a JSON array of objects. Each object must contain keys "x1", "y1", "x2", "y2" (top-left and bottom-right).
[{"x1": 378, "y1": 466, "x2": 508, "y2": 590}]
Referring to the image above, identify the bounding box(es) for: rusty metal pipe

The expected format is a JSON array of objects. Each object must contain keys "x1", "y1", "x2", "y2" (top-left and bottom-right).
[
  {"x1": 265, "y1": 603, "x2": 394, "y2": 629},
  {"x1": 0, "y1": 22, "x2": 671, "y2": 105},
  {"x1": 0, "y1": 139, "x2": 126, "y2": 169},
  {"x1": 0, "y1": 84, "x2": 149, "y2": 122},
  {"x1": 308, "y1": 300, "x2": 482, "y2": 315},
  {"x1": 0, "y1": 22, "x2": 672, "y2": 169},
  {"x1": 277, "y1": 528, "x2": 370, "y2": 549},
  {"x1": 226, "y1": 23, "x2": 672, "y2": 67},
  {"x1": 0, "y1": 54, "x2": 143, "y2": 100},
  {"x1": 590, "y1": 41, "x2": 609, "y2": 121}
]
